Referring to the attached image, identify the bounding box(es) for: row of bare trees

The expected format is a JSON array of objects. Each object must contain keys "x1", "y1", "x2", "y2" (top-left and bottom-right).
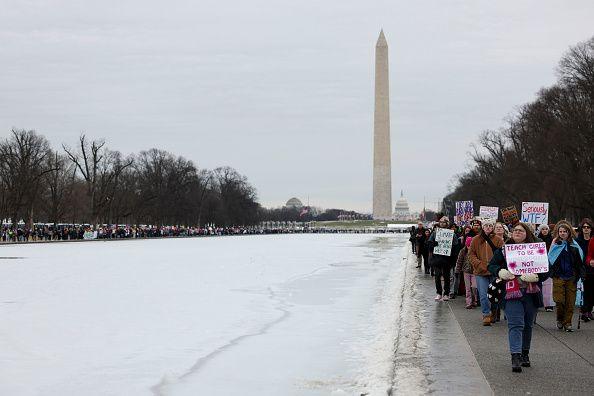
[
  {"x1": 444, "y1": 36, "x2": 594, "y2": 224},
  {"x1": 0, "y1": 132, "x2": 260, "y2": 227}
]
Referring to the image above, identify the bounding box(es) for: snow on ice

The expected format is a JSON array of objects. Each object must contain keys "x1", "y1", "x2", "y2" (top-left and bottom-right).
[{"x1": 0, "y1": 234, "x2": 408, "y2": 395}]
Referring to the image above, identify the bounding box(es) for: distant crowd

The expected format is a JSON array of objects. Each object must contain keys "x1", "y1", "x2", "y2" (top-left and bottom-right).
[
  {"x1": 0, "y1": 223, "x2": 411, "y2": 243},
  {"x1": 410, "y1": 216, "x2": 593, "y2": 373}
]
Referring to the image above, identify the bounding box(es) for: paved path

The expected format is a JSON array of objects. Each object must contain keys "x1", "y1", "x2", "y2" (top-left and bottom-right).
[{"x1": 403, "y1": 248, "x2": 594, "y2": 395}]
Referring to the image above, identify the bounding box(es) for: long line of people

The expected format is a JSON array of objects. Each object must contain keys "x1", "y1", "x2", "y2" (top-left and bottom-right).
[{"x1": 410, "y1": 216, "x2": 594, "y2": 373}]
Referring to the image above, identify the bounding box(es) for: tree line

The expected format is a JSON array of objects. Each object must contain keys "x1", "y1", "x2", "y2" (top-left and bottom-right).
[
  {"x1": 445, "y1": 36, "x2": 594, "y2": 224},
  {"x1": 0, "y1": 132, "x2": 260, "y2": 227}
]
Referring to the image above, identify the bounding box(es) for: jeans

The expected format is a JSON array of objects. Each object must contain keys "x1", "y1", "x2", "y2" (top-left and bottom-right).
[
  {"x1": 476, "y1": 275, "x2": 492, "y2": 316},
  {"x1": 435, "y1": 265, "x2": 451, "y2": 296},
  {"x1": 505, "y1": 292, "x2": 537, "y2": 353},
  {"x1": 422, "y1": 252, "x2": 430, "y2": 274}
]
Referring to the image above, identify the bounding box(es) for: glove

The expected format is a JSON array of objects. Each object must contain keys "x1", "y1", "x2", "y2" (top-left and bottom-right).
[
  {"x1": 520, "y1": 273, "x2": 539, "y2": 283},
  {"x1": 498, "y1": 269, "x2": 515, "y2": 280}
]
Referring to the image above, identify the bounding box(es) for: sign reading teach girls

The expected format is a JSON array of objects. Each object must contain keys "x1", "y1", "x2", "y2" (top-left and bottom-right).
[
  {"x1": 504, "y1": 242, "x2": 549, "y2": 275},
  {"x1": 521, "y1": 202, "x2": 549, "y2": 225},
  {"x1": 455, "y1": 201, "x2": 473, "y2": 226}
]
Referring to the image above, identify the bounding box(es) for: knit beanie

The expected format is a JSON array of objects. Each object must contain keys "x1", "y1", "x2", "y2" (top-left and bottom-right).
[{"x1": 465, "y1": 236, "x2": 472, "y2": 248}]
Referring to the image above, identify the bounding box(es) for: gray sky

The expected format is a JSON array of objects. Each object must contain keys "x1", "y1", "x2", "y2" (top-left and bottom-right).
[{"x1": 1, "y1": 1, "x2": 593, "y2": 212}]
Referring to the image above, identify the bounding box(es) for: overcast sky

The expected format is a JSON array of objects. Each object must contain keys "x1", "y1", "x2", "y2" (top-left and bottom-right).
[{"x1": 1, "y1": 1, "x2": 593, "y2": 212}]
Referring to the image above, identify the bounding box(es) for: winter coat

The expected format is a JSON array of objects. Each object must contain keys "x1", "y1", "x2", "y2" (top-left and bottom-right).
[
  {"x1": 427, "y1": 229, "x2": 459, "y2": 269},
  {"x1": 549, "y1": 242, "x2": 585, "y2": 283},
  {"x1": 488, "y1": 247, "x2": 549, "y2": 309},
  {"x1": 469, "y1": 233, "x2": 504, "y2": 277},
  {"x1": 455, "y1": 247, "x2": 472, "y2": 274},
  {"x1": 416, "y1": 230, "x2": 427, "y2": 254},
  {"x1": 538, "y1": 233, "x2": 553, "y2": 251},
  {"x1": 576, "y1": 236, "x2": 594, "y2": 275},
  {"x1": 586, "y1": 238, "x2": 594, "y2": 276}
]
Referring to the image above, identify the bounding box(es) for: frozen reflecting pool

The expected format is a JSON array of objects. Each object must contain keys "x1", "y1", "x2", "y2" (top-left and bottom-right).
[{"x1": 0, "y1": 234, "x2": 407, "y2": 395}]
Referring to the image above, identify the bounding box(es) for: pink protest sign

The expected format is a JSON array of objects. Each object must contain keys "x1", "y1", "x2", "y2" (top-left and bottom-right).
[{"x1": 504, "y1": 242, "x2": 549, "y2": 275}]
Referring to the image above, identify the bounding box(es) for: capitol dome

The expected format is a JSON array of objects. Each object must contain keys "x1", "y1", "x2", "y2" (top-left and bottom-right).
[
  {"x1": 393, "y1": 191, "x2": 411, "y2": 221},
  {"x1": 285, "y1": 197, "x2": 303, "y2": 209}
]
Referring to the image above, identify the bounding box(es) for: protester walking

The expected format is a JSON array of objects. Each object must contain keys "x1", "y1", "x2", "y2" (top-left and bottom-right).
[
  {"x1": 415, "y1": 222, "x2": 426, "y2": 268},
  {"x1": 427, "y1": 216, "x2": 459, "y2": 301},
  {"x1": 538, "y1": 224, "x2": 555, "y2": 311},
  {"x1": 494, "y1": 222, "x2": 509, "y2": 243},
  {"x1": 585, "y1": 237, "x2": 594, "y2": 321},
  {"x1": 419, "y1": 228, "x2": 432, "y2": 275},
  {"x1": 549, "y1": 220, "x2": 585, "y2": 332},
  {"x1": 576, "y1": 219, "x2": 593, "y2": 322},
  {"x1": 488, "y1": 222, "x2": 549, "y2": 373},
  {"x1": 456, "y1": 236, "x2": 478, "y2": 309},
  {"x1": 469, "y1": 218, "x2": 504, "y2": 326}
]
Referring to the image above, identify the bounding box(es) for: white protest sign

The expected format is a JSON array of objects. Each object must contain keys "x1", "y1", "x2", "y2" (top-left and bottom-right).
[
  {"x1": 434, "y1": 229, "x2": 454, "y2": 256},
  {"x1": 83, "y1": 231, "x2": 97, "y2": 240},
  {"x1": 504, "y1": 242, "x2": 549, "y2": 275},
  {"x1": 479, "y1": 206, "x2": 499, "y2": 221},
  {"x1": 521, "y1": 202, "x2": 549, "y2": 225}
]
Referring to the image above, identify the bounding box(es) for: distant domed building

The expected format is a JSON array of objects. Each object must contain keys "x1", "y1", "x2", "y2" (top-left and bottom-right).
[
  {"x1": 393, "y1": 191, "x2": 412, "y2": 221},
  {"x1": 285, "y1": 197, "x2": 303, "y2": 209}
]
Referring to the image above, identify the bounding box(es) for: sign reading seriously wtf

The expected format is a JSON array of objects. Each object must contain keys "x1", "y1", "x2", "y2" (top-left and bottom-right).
[
  {"x1": 455, "y1": 201, "x2": 473, "y2": 226},
  {"x1": 434, "y1": 229, "x2": 454, "y2": 256},
  {"x1": 504, "y1": 242, "x2": 549, "y2": 275},
  {"x1": 521, "y1": 202, "x2": 549, "y2": 225},
  {"x1": 479, "y1": 206, "x2": 499, "y2": 221}
]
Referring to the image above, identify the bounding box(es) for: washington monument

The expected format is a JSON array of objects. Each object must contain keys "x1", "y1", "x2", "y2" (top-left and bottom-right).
[{"x1": 372, "y1": 30, "x2": 392, "y2": 220}]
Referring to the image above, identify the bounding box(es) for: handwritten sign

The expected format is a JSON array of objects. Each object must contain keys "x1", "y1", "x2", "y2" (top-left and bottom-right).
[
  {"x1": 479, "y1": 206, "x2": 499, "y2": 221},
  {"x1": 501, "y1": 206, "x2": 519, "y2": 225},
  {"x1": 455, "y1": 201, "x2": 473, "y2": 226},
  {"x1": 504, "y1": 242, "x2": 549, "y2": 275},
  {"x1": 434, "y1": 229, "x2": 454, "y2": 256},
  {"x1": 521, "y1": 202, "x2": 549, "y2": 225}
]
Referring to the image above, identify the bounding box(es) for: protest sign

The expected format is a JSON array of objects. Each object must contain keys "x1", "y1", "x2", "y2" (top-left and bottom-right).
[
  {"x1": 504, "y1": 242, "x2": 549, "y2": 275},
  {"x1": 501, "y1": 206, "x2": 519, "y2": 225},
  {"x1": 521, "y1": 202, "x2": 549, "y2": 225},
  {"x1": 434, "y1": 228, "x2": 454, "y2": 256},
  {"x1": 455, "y1": 201, "x2": 473, "y2": 226},
  {"x1": 83, "y1": 231, "x2": 97, "y2": 240},
  {"x1": 479, "y1": 206, "x2": 499, "y2": 221}
]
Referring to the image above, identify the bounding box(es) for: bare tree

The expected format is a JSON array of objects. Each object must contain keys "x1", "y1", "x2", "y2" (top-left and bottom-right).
[
  {"x1": 0, "y1": 129, "x2": 55, "y2": 228},
  {"x1": 63, "y1": 135, "x2": 133, "y2": 226}
]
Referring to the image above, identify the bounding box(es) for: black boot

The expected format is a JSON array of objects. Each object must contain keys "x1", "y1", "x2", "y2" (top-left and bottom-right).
[
  {"x1": 521, "y1": 350, "x2": 530, "y2": 367},
  {"x1": 511, "y1": 353, "x2": 522, "y2": 372}
]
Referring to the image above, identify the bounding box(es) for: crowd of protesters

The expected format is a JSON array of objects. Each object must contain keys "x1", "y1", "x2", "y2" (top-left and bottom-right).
[
  {"x1": 410, "y1": 215, "x2": 594, "y2": 373},
  {"x1": 0, "y1": 222, "x2": 412, "y2": 243}
]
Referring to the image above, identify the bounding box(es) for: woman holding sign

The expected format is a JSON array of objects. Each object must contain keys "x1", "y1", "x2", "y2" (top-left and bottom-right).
[
  {"x1": 549, "y1": 220, "x2": 584, "y2": 332},
  {"x1": 488, "y1": 222, "x2": 549, "y2": 373},
  {"x1": 427, "y1": 216, "x2": 459, "y2": 301},
  {"x1": 469, "y1": 219, "x2": 504, "y2": 326}
]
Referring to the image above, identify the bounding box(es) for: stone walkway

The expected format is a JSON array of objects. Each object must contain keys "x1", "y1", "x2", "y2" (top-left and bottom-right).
[{"x1": 403, "y1": 249, "x2": 594, "y2": 395}]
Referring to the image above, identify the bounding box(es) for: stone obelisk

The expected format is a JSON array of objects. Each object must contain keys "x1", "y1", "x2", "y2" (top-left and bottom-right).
[{"x1": 373, "y1": 30, "x2": 392, "y2": 220}]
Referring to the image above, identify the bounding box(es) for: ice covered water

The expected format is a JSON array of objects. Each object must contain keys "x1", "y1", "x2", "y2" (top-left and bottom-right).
[{"x1": 0, "y1": 234, "x2": 407, "y2": 395}]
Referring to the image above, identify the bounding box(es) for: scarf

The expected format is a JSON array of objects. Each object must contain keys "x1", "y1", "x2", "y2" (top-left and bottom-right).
[{"x1": 548, "y1": 240, "x2": 584, "y2": 264}]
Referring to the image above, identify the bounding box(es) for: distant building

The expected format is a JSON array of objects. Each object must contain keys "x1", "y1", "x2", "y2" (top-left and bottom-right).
[
  {"x1": 285, "y1": 197, "x2": 304, "y2": 209},
  {"x1": 393, "y1": 191, "x2": 412, "y2": 221}
]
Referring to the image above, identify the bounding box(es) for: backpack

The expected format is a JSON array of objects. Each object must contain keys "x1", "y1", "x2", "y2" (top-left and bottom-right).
[{"x1": 488, "y1": 278, "x2": 506, "y2": 305}]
